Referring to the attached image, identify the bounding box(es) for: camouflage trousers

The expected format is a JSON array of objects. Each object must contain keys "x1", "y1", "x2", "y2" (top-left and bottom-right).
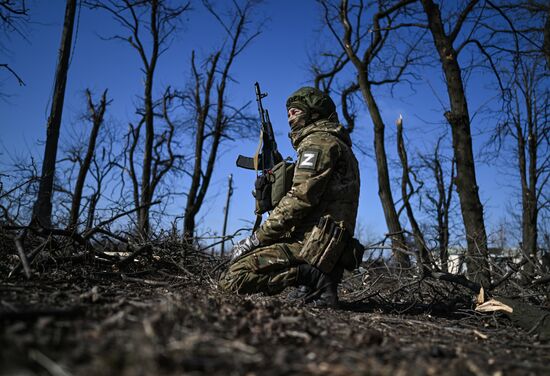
[{"x1": 219, "y1": 240, "x2": 304, "y2": 295}]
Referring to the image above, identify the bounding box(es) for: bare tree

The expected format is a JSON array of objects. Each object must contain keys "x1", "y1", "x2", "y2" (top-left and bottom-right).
[
  {"x1": 87, "y1": 0, "x2": 190, "y2": 239},
  {"x1": 395, "y1": 116, "x2": 432, "y2": 267},
  {"x1": 419, "y1": 0, "x2": 492, "y2": 286},
  {"x1": 419, "y1": 137, "x2": 456, "y2": 272},
  {"x1": 182, "y1": 0, "x2": 260, "y2": 240},
  {"x1": 477, "y1": 1, "x2": 550, "y2": 279},
  {"x1": 516, "y1": 65, "x2": 548, "y2": 277},
  {"x1": 61, "y1": 115, "x2": 123, "y2": 232},
  {"x1": 496, "y1": 56, "x2": 549, "y2": 278},
  {"x1": 68, "y1": 89, "x2": 110, "y2": 230},
  {"x1": 84, "y1": 139, "x2": 120, "y2": 231},
  {"x1": 32, "y1": 0, "x2": 77, "y2": 228},
  {"x1": 314, "y1": 0, "x2": 423, "y2": 266}
]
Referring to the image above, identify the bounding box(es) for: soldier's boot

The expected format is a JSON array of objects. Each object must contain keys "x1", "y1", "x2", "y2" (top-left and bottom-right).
[
  {"x1": 295, "y1": 264, "x2": 338, "y2": 308},
  {"x1": 286, "y1": 285, "x2": 311, "y2": 301}
]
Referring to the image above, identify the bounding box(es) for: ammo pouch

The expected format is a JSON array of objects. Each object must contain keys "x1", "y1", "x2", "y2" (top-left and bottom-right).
[
  {"x1": 299, "y1": 215, "x2": 350, "y2": 274},
  {"x1": 254, "y1": 174, "x2": 272, "y2": 214},
  {"x1": 254, "y1": 160, "x2": 295, "y2": 215}
]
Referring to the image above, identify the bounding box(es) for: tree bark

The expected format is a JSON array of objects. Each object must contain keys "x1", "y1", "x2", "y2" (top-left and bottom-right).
[
  {"x1": 32, "y1": 0, "x2": 77, "y2": 227},
  {"x1": 421, "y1": 0, "x2": 490, "y2": 287}
]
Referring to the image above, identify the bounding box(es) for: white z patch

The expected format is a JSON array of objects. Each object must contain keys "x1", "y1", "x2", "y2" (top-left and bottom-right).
[{"x1": 298, "y1": 150, "x2": 320, "y2": 170}]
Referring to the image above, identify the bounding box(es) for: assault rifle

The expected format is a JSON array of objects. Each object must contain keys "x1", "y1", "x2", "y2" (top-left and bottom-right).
[{"x1": 236, "y1": 82, "x2": 283, "y2": 230}]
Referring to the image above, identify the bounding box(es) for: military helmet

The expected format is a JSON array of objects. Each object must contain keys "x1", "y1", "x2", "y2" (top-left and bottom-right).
[{"x1": 286, "y1": 87, "x2": 336, "y2": 120}]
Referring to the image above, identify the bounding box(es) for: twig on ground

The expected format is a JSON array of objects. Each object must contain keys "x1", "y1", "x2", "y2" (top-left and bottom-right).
[
  {"x1": 28, "y1": 350, "x2": 71, "y2": 376},
  {"x1": 490, "y1": 258, "x2": 528, "y2": 289},
  {"x1": 117, "y1": 244, "x2": 151, "y2": 267},
  {"x1": 14, "y1": 229, "x2": 31, "y2": 279},
  {"x1": 120, "y1": 275, "x2": 169, "y2": 286},
  {"x1": 8, "y1": 236, "x2": 51, "y2": 278}
]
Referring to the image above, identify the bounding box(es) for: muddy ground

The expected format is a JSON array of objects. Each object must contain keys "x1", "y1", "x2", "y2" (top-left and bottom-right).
[{"x1": 1, "y1": 243, "x2": 550, "y2": 376}]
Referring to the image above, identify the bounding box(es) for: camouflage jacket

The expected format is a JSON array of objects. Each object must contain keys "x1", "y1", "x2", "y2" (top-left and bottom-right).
[{"x1": 255, "y1": 119, "x2": 360, "y2": 244}]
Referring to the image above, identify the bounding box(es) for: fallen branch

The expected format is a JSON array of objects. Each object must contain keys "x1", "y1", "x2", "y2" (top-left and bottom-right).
[
  {"x1": 425, "y1": 270, "x2": 483, "y2": 295},
  {"x1": 8, "y1": 237, "x2": 51, "y2": 278},
  {"x1": 14, "y1": 229, "x2": 31, "y2": 279},
  {"x1": 531, "y1": 274, "x2": 550, "y2": 286},
  {"x1": 29, "y1": 349, "x2": 71, "y2": 376},
  {"x1": 490, "y1": 258, "x2": 529, "y2": 289},
  {"x1": 117, "y1": 244, "x2": 151, "y2": 267},
  {"x1": 120, "y1": 275, "x2": 169, "y2": 286}
]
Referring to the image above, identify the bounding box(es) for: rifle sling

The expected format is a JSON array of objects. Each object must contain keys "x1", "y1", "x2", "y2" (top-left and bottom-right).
[
  {"x1": 253, "y1": 129, "x2": 263, "y2": 172},
  {"x1": 252, "y1": 214, "x2": 262, "y2": 232}
]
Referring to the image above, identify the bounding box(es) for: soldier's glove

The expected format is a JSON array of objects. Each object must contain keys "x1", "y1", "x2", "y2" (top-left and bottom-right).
[{"x1": 230, "y1": 233, "x2": 260, "y2": 261}]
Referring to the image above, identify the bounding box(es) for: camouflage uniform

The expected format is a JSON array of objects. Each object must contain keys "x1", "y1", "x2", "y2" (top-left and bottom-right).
[{"x1": 219, "y1": 88, "x2": 360, "y2": 295}]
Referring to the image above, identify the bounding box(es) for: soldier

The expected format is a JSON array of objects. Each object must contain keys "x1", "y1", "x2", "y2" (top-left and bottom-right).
[{"x1": 219, "y1": 87, "x2": 360, "y2": 307}]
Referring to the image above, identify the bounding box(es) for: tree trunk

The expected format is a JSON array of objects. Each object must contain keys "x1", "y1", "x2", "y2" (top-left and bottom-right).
[
  {"x1": 396, "y1": 117, "x2": 431, "y2": 267},
  {"x1": 32, "y1": 0, "x2": 77, "y2": 228},
  {"x1": 359, "y1": 77, "x2": 410, "y2": 267},
  {"x1": 183, "y1": 208, "x2": 195, "y2": 242},
  {"x1": 183, "y1": 88, "x2": 207, "y2": 241},
  {"x1": 183, "y1": 51, "x2": 221, "y2": 242},
  {"x1": 421, "y1": 0, "x2": 490, "y2": 287},
  {"x1": 138, "y1": 0, "x2": 160, "y2": 239},
  {"x1": 68, "y1": 89, "x2": 108, "y2": 230},
  {"x1": 516, "y1": 88, "x2": 539, "y2": 278},
  {"x1": 434, "y1": 156, "x2": 453, "y2": 273},
  {"x1": 221, "y1": 174, "x2": 233, "y2": 256},
  {"x1": 85, "y1": 191, "x2": 99, "y2": 231}
]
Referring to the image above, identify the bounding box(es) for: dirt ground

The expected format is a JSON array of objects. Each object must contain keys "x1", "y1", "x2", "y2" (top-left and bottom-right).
[{"x1": 1, "y1": 243, "x2": 550, "y2": 376}]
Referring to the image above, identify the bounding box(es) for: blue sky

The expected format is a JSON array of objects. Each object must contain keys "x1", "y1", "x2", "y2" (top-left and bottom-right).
[{"x1": 0, "y1": 0, "x2": 516, "y2": 246}]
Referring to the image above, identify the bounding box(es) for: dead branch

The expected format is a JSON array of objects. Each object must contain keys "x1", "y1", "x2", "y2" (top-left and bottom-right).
[
  {"x1": 118, "y1": 244, "x2": 151, "y2": 267},
  {"x1": 490, "y1": 258, "x2": 529, "y2": 289},
  {"x1": 424, "y1": 269, "x2": 482, "y2": 295},
  {"x1": 68, "y1": 88, "x2": 110, "y2": 229},
  {"x1": 14, "y1": 229, "x2": 30, "y2": 278},
  {"x1": 0, "y1": 63, "x2": 25, "y2": 86},
  {"x1": 8, "y1": 236, "x2": 51, "y2": 278},
  {"x1": 0, "y1": 177, "x2": 36, "y2": 200}
]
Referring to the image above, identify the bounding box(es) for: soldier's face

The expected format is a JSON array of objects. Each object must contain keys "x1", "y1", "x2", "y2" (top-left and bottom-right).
[{"x1": 288, "y1": 107, "x2": 306, "y2": 128}]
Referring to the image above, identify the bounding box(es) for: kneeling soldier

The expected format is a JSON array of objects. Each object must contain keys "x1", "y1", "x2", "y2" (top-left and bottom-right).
[{"x1": 219, "y1": 87, "x2": 361, "y2": 307}]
